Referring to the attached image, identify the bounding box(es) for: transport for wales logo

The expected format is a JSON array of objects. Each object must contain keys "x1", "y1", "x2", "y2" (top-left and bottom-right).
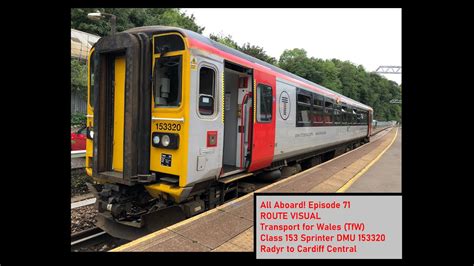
[{"x1": 279, "y1": 91, "x2": 290, "y2": 120}]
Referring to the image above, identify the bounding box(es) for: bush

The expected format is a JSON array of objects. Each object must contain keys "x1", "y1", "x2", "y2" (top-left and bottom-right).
[
  {"x1": 71, "y1": 59, "x2": 88, "y2": 98},
  {"x1": 71, "y1": 113, "x2": 86, "y2": 126}
]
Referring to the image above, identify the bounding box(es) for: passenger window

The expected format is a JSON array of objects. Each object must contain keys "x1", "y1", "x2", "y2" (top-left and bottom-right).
[
  {"x1": 296, "y1": 90, "x2": 312, "y2": 127},
  {"x1": 153, "y1": 55, "x2": 182, "y2": 107},
  {"x1": 341, "y1": 105, "x2": 348, "y2": 125},
  {"x1": 257, "y1": 84, "x2": 273, "y2": 122},
  {"x1": 312, "y1": 93, "x2": 324, "y2": 126},
  {"x1": 324, "y1": 99, "x2": 334, "y2": 125},
  {"x1": 198, "y1": 66, "x2": 216, "y2": 115}
]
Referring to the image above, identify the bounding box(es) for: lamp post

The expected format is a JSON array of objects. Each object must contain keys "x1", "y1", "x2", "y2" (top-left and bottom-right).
[{"x1": 87, "y1": 11, "x2": 117, "y2": 36}]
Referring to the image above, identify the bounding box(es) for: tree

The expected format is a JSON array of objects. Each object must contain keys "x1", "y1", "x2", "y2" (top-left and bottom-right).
[
  {"x1": 279, "y1": 48, "x2": 322, "y2": 83},
  {"x1": 71, "y1": 8, "x2": 204, "y2": 36},
  {"x1": 209, "y1": 33, "x2": 240, "y2": 50},
  {"x1": 240, "y1": 43, "x2": 277, "y2": 65},
  {"x1": 278, "y1": 49, "x2": 401, "y2": 122},
  {"x1": 210, "y1": 33, "x2": 278, "y2": 66},
  {"x1": 314, "y1": 59, "x2": 342, "y2": 93},
  {"x1": 71, "y1": 59, "x2": 88, "y2": 97},
  {"x1": 70, "y1": 8, "x2": 402, "y2": 122}
]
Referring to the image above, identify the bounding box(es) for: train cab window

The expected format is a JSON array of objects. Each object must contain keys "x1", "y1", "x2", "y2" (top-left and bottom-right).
[
  {"x1": 88, "y1": 51, "x2": 95, "y2": 108},
  {"x1": 198, "y1": 66, "x2": 216, "y2": 116},
  {"x1": 154, "y1": 35, "x2": 185, "y2": 54},
  {"x1": 312, "y1": 93, "x2": 324, "y2": 126},
  {"x1": 257, "y1": 84, "x2": 272, "y2": 122},
  {"x1": 153, "y1": 55, "x2": 182, "y2": 107},
  {"x1": 296, "y1": 89, "x2": 312, "y2": 127}
]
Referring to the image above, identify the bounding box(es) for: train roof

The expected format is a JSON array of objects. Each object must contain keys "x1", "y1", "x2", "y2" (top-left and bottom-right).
[{"x1": 126, "y1": 26, "x2": 373, "y2": 111}]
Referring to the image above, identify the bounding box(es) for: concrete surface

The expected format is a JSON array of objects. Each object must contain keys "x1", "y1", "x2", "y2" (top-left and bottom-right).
[{"x1": 346, "y1": 128, "x2": 401, "y2": 192}]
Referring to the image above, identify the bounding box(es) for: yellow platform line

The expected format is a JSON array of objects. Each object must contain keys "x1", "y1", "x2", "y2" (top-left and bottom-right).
[{"x1": 336, "y1": 127, "x2": 399, "y2": 193}]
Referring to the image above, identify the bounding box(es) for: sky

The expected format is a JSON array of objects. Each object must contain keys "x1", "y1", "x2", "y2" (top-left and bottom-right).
[{"x1": 182, "y1": 8, "x2": 401, "y2": 85}]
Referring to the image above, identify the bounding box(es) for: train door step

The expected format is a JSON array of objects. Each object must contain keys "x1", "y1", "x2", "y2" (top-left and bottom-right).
[
  {"x1": 218, "y1": 172, "x2": 253, "y2": 184},
  {"x1": 160, "y1": 177, "x2": 179, "y2": 184},
  {"x1": 99, "y1": 171, "x2": 123, "y2": 179}
]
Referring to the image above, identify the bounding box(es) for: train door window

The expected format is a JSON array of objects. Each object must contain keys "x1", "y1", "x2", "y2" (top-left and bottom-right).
[
  {"x1": 257, "y1": 84, "x2": 272, "y2": 122},
  {"x1": 296, "y1": 89, "x2": 312, "y2": 127},
  {"x1": 88, "y1": 50, "x2": 95, "y2": 108},
  {"x1": 324, "y1": 99, "x2": 334, "y2": 125},
  {"x1": 312, "y1": 93, "x2": 324, "y2": 126},
  {"x1": 153, "y1": 55, "x2": 182, "y2": 107},
  {"x1": 198, "y1": 66, "x2": 216, "y2": 116}
]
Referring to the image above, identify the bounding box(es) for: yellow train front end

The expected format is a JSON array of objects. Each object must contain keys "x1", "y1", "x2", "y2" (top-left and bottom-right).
[{"x1": 84, "y1": 28, "x2": 197, "y2": 239}]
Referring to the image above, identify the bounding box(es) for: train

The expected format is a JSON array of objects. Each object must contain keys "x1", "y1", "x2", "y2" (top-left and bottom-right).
[{"x1": 84, "y1": 26, "x2": 374, "y2": 239}]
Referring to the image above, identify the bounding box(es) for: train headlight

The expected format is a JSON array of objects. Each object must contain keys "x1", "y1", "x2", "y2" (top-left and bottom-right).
[
  {"x1": 152, "y1": 135, "x2": 160, "y2": 145},
  {"x1": 151, "y1": 132, "x2": 179, "y2": 149},
  {"x1": 87, "y1": 127, "x2": 94, "y2": 140},
  {"x1": 161, "y1": 135, "x2": 170, "y2": 147}
]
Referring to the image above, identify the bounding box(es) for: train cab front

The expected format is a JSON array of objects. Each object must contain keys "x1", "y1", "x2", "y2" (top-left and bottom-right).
[{"x1": 84, "y1": 28, "x2": 193, "y2": 240}]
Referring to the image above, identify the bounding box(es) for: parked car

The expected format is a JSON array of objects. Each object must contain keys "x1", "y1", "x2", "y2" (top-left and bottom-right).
[{"x1": 71, "y1": 126, "x2": 87, "y2": 151}]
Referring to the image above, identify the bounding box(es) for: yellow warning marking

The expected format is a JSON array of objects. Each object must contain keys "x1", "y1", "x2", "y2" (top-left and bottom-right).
[
  {"x1": 111, "y1": 208, "x2": 224, "y2": 252},
  {"x1": 222, "y1": 72, "x2": 225, "y2": 123},
  {"x1": 336, "y1": 127, "x2": 399, "y2": 192},
  {"x1": 190, "y1": 57, "x2": 197, "y2": 70},
  {"x1": 253, "y1": 80, "x2": 256, "y2": 123}
]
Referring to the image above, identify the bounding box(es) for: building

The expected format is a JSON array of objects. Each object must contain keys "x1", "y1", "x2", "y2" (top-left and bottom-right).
[{"x1": 71, "y1": 29, "x2": 100, "y2": 114}]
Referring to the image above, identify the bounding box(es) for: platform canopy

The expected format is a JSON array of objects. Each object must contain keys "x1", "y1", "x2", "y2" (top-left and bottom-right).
[{"x1": 71, "y1": 29, "x2": 100, "y2": 60}]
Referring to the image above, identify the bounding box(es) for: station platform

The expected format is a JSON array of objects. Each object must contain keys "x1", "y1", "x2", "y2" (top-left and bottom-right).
[
  {"x1": 345, "y1": 128, "x2": 401, "y2": 192},
  {"x1": 111, "y1": 127, "x2": 400, "y2": 252}
]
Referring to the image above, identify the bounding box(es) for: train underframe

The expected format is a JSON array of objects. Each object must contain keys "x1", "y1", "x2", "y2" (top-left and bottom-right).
[{"x1": 89, "y1": 136, "x2": 369, "y2": 240}]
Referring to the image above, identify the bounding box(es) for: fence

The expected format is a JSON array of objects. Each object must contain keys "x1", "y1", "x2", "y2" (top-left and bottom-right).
[{"x1": 71, "y1": 91, "x2": 87, "y2": 114}]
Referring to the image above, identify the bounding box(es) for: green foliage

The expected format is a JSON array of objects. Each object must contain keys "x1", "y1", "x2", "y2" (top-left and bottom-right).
[
  {"x1": 278, "y1": 48, "x2": 401, "y2": 122},
  {"x1": 71, "y1": 59, "x2": 87, "y2": 97},
  {"x1": 240, "y1": 43, "x2": 277, "y2": 65},
  {"x1": 209, "y1": 33, "x2": 240, "y2": 50},
  {"x1": 71, "y1": 113, "x2": 87, "y2": 126},
  {"x1": 71, "y1": 8, "x2": 204, "y2": 36},
  {"x1": 70, "y1": 8, "x2": 400, "y2": 122},
  {"x1": 279, "y1": 49, "x2": 322, "y2": 83},
  {"x1": 210, "y1": 33, "x2": 277, "y2": 66}
]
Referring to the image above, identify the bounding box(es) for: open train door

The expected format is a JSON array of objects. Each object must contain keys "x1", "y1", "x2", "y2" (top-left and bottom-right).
[{"x1": 248, "y1": 69, "x2": 276, "y2": 172}]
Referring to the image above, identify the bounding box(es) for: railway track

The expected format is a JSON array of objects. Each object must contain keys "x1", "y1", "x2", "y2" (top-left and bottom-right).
[
  {"x1": 71, "y1": 227, "x2": 129, "y2": 252},
  {"x1": 71, "y1": 197, "x2": 96, "y2": 209}
]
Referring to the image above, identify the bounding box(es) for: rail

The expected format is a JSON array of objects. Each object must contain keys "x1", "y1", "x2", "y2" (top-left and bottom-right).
[
  {"x1": 71, "y1": 150, "x2": 86, "y2": 158},
  {"x1": 71, "y1": 227, "x2": 106, "y2": 246}
]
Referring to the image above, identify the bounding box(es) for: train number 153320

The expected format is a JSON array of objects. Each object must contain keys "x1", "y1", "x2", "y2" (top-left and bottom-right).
[{"x1": 155, "y1": 123, "x2": 181, "y2": 132}]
